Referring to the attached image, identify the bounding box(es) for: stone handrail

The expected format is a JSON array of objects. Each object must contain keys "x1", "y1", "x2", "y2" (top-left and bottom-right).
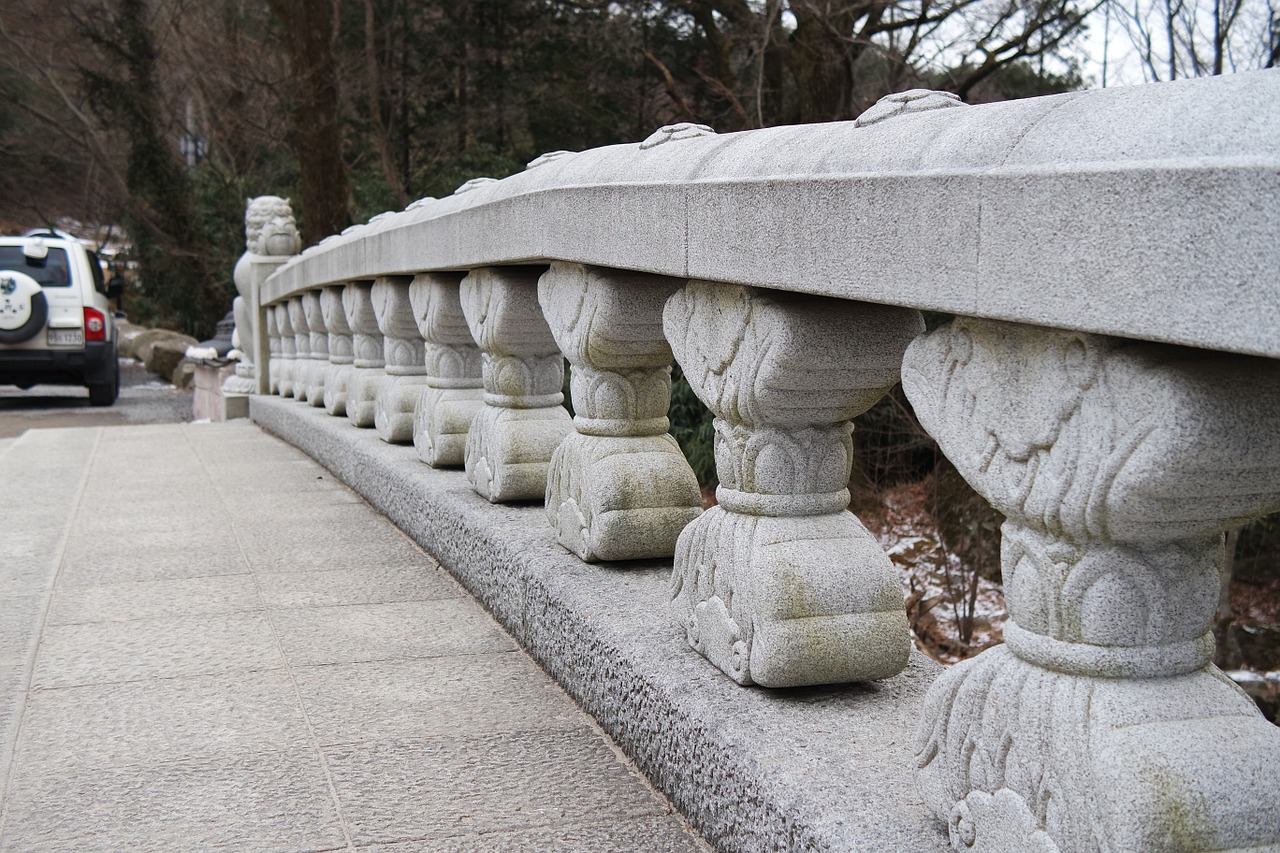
[{"x1": 233, "y1": 69, "x2": 1280, "y2": 853}]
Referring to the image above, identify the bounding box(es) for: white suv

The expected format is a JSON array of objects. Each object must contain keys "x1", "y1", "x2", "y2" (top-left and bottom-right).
[{"x1": 0, "y1": 233, "x2": 120, "y2": 406}]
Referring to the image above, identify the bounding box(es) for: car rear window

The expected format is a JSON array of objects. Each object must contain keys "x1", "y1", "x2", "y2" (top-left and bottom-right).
[{"x1": 0, "y1": 246, "x2": 72, "y2": 286}]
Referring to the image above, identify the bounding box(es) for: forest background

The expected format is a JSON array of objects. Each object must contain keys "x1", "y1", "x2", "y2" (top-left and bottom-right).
[{"x1": 1, "y1": 0, "x2": 1277, "y2": 694}]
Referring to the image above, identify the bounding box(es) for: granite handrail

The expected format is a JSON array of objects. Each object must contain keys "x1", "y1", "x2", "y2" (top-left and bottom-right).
[{"x1": 237, "y1": 69, "x2": 1280, "y2": 853}]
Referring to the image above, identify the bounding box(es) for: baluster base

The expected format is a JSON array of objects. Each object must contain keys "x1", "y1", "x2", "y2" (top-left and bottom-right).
[
  {"x1": 465, "y1": 405, "x2": 572, "y2": 502},
  {"x1": 375, "y1": 375, "x2": 431, "y2": 443},
  {"x1": 672, "y1": 508, "x2": 910, "y2": 687},
  {"x1": 346, "y1": 367, "x2": 385, "y2": 428},
  {"x1": 324, "y1": 364, "x2": 351, "y2": 417},
  {"x1": 546, "y1": 432, "x2": 702, "y2": 562},
  {"x1": 916, "y1": 645, "x2": 1280, "y2": 853},
  {"x1": 306, "y1": 361, "x2": 328, "y2": 407},
  {"x1": 413, "y1": 387, "x2": 484, "y2": 467}
]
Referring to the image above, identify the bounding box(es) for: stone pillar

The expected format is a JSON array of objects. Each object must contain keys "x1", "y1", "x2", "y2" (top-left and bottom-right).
[
  {"x1": 902, "y1": 318, "x2": 1280, "y2": 853},
  {"x1": 222, "y1": 295, "x2": 257, "y2": 396},
  {"x1": 224, "y1": 196, "x2": 300, "y2": 399},
  {"x1": 343, "y1": 281, "x2": 385, "y2": 428},
  {"x1": 274, "y1": 303, "x2": 296, "y2": 398},
  {"x1": 372, "y1": 276, "x2": 430, "y2": 443},
  {"x1": 663, "y1": 281, "x2": 922, "y2": 688},
  {"x1": 408, "y1": 272, "x2": 483, "y2": 467},
  {"x1": 287, "y1": 297, "x2": 311, "y2": 403},
  {"x1": 303, "y1": 291, "x2": 329, "y2": 406},
  {"x1": 265, "y1": 306, "x2": 281, "y2": 395},
  {"x1": 321, "y1": 285, "x2": 353, "y2": 417},
  {"x1": 538, "y1": 262, "x2": 702, "y2": 562},
  {"x1": 460, "y1": 267, "x2": 573, "y2": 502}
]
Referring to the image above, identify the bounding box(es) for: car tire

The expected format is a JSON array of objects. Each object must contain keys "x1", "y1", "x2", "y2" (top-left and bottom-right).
[
  {"x1": 88, "y1": 357, "x2": 119, "y2": 407},
  {"x1": 0, "y1": 271, "x2": 48, "y2": 344}
]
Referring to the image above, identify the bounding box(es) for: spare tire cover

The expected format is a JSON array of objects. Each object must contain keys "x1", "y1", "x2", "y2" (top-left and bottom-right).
[{"x1": 0, "y1": 270, "x2": 43, "y2": 331}]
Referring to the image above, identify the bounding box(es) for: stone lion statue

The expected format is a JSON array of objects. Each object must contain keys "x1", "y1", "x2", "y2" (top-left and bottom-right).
[{"x1": 244, "y1": 195, "x2": 301, "y2": 257}]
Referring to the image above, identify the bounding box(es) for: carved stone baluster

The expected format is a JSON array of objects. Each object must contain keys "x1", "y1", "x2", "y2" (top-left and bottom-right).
[
  {"x1": 287, "y1": 297, "x2": 311, "y2": 403},
  {"x1": 343, "y1": 281, "x2": 385, "y2": 428},
  {"x1": 275, "y1": 303, "x2": 296, "y2": 398},
  {"x1": 340, "y1": 280, "x2": 384, "y2": 425},
  {"x1": 408, "y1": 272, "x2": 483, "y2": 466},
  {"x1": 321, "y1": 285, "x2": 353, "y2": 417},
  {"x1": 303, "y1": 291, "x2": 329, "y2": 406},
  {"x1": 538, "y1": 262, "x2": 702, "y2": 561},
  {"x1": 902, "y1": 318, "x2": 1280, "y2": 853},
  {"x1": 663, "y1": 281, "x2": 922, "y2": 688},
  {"x1": 372, "y1": 276, "x2": 430, "y2": 443},
  {"x1": 460, "y1": 267, "x2": 573, "y2": 502},
  {"x1": 264, "y1": 307, "x2": 281, "y2": 395}
]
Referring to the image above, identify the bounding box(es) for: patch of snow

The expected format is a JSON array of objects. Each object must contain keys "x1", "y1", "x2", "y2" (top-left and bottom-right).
[{"x1": 185, "y1": 346, "x2": 219, "y2": 359}]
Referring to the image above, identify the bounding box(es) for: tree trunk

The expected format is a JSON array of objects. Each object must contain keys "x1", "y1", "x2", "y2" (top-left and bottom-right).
[{"x1": 267, "y1": 0, "x2": 351, "y2": 244}]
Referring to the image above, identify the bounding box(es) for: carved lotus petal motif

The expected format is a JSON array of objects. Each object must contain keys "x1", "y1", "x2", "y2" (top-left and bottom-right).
[
  {"x1": 639, "y1": 122, "x2": 716, "y2": 150},
  {"x1": 855, "y1": 89, "x2": 965, "y2": 127},
  {"x1": 526, "y1": 150, "x2": 576, "y2": 169},
  {"x1": 454, "y1": 177, "x2": 498, "y2": 195}
]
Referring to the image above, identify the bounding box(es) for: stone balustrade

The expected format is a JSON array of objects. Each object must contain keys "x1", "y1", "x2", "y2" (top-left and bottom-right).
[{"x1": 230, "y1": 70, "x2": 1280, "y2": 853}]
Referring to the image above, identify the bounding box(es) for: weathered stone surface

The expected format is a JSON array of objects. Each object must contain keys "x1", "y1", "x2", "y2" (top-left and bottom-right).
[
  {"x1": 229, "y1": 196, "x2": 299, "y2": 396},
  {"x1": 264, "y1": 308, "x2": 281, "y2": 395},
  {"x1": 408, "y1": 272, "x2": 483, "y2": 467},
  {"x1": 320, "y1": 284, "x2": 353, "y2": 417},
  {"x1": 133, "y1": 329, "x2": 198, "y2": 369},
  {"x1": 538, "y1": 262, "x2": 701, "y2": 562},
  {"x1": 663, "y1": 281, "x2": 922, "y2": 688},
  {"x1": 902, "y1": 317, "x2": 1280, "y2": 853},
  {"x1": 371, "y1": 275, "x2": 429, "y2": 444},
  {"x1": 301, "y1": 291, "x2": 328, "y2": 406},
  {"x1": 1, "y1": 421, "x2": 706, "y2": 853},
  {"x1": 262, "y1": 73, "x2": 1280, "y2": 362},
  {"x1": 252, "y1": 397, "x2": 947, "y2": 853},
  {"x1": 343, "y1": 281, "x2": 385, "y2": 428},
  {"x1": 286, "y1": 297, "x2": 310, "y2": 403},
  {"x1": 459, "y1": 267, "x2": 572, "y2": 502},
  {"x1": 273, "y1": 303, "x2": 296, "y2": 398},
  {"x1": 170, "y1": 359, "x2": 195, "y2": 390},
  {"x1": 147, "y1": 339, "x2": 193, "y2": 382}
]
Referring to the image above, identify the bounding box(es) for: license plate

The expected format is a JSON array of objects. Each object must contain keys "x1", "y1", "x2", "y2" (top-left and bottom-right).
[{"x1": 47, "y1": 328, "x2": 84, "y2": 346}]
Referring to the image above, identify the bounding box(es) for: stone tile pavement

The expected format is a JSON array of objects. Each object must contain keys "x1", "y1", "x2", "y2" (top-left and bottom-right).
[{"x1": 0, "y1": 423, "x2": 710, "y2": 853}]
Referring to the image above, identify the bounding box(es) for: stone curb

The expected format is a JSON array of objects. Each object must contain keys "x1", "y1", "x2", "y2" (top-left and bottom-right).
[{"x1": 251, "y1": 395, "x2": 948, "y2": 853}]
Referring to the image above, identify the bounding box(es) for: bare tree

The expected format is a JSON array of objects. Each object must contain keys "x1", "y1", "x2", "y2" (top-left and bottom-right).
[{"x1": 1107, "y1": 0, "x2": 1277, "y2": 80}]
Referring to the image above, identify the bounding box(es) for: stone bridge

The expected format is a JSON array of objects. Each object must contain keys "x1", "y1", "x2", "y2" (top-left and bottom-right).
[{"x1": 223, "y1": 70, "x2": 1280, "y2": 853}]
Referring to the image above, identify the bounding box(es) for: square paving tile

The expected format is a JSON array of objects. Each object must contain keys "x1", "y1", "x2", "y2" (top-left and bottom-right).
[
  {"x1": 0, "y1": 594, "x2": 45, "y2": 668},
  {"x1": 0, "y1": 748, "x2": 346, "y2": 853},
  {"x1": 357, "y1": 816, "x2": 710, "y2": 852},
  {"x1": 14, "y1": 670, "x2": 312, "y2": 772},
  {"x1": 57, "y1": 546, "x2": 252, "y2": 587},
  {"x1": 293, "y1": 653, "x2": 582, "y2": 746},
  {"x1": 235, "y1": 523, "x2": 428, "y2": 572},
  {"x1": 47, "y1": 575, "x2": 263, "y2": 625},
  {"x1": 255, "y1": 564, "x2": 460, "y2": 610},
  {"x1": 270, "y1": 600, "x2": 516, "y2": 666},
  {"x1": 33, "y1": 612, "x2": 285, "y2": 688},
  {"x1": 326, "y1": 729, "x2": 668, "y2": 846}
]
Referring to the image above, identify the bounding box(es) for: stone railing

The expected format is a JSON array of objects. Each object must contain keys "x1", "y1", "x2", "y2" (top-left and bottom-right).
[{"x1": 231, "y1": 70, "x2": 1280, "y2": 853}]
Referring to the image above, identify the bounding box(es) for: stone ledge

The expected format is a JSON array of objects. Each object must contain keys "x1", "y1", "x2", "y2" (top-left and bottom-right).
[{"x1": 251, "y1": 395, "x2": 948, "y2": 853}]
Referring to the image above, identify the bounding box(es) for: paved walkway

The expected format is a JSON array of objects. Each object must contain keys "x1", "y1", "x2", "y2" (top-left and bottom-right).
[{"x1": 0, "y1": 423, "x2": 708, "y2": 853}]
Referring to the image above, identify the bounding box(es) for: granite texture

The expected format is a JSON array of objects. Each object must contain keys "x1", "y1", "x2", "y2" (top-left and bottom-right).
[
  {"x1": 253, "y1": 395, "x2": 949, "y2": 853},
  {"x1": 0, "y1": 422, "x2": 707, "y2": 853},
  {"x1": 902, "y1": 317, "x2": 1280, "y2": 852},
  {"x1": 260, "y1": 72, "x2": 1280, "y2": 361}
]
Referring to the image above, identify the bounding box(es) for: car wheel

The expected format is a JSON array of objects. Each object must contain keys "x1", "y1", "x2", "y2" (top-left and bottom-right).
[
  {"x1": 0, "y1": 271, "x2": 48, "y2": 344},
  {"x1": 88, "y1": 357, "x2": 119, "y2": 407}
]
